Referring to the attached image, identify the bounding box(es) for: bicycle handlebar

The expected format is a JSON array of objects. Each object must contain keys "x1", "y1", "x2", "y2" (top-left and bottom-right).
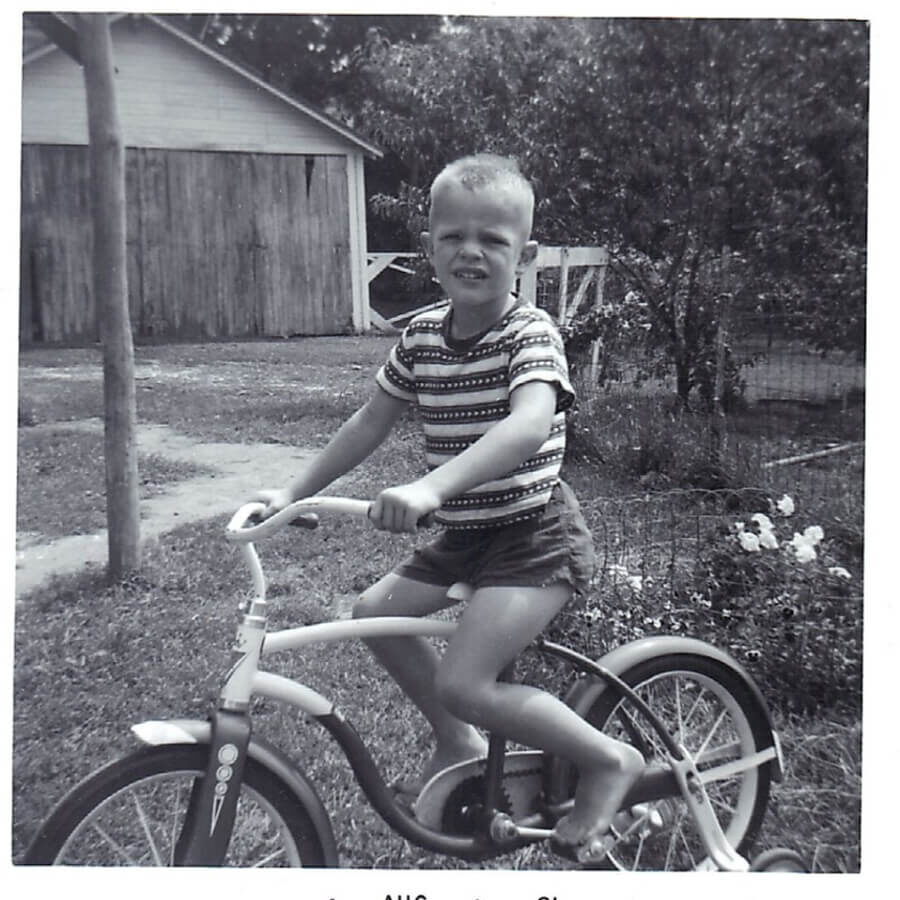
[{"x1": 226, "y1": 496, "x2": 372, "y2": 543}]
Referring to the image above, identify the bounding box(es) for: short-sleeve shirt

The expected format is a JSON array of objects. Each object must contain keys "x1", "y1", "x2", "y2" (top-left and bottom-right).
[{"x1": 376, "y1": 301, "x2": 575, "y2": 530}]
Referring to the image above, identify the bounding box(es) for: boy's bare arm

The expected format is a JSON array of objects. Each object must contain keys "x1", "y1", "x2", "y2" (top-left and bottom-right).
[
  {"x1": 257, "y1": 386, "x2": 409, "y2": 513},
  {"x1": 371, "y1": 380, "x2": 557, "y2": 532}
]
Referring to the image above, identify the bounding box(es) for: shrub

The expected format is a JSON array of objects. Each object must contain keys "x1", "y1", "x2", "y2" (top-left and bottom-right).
[{"x1": 543, "y1": 494, "x2": 862, "y2": 714}]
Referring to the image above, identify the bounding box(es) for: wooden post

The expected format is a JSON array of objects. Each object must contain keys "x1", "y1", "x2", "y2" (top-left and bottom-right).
[
  {"x1": 77, "y1": 13, "x2": 141, "y2": 578},
  {"x1": 710, "y1": 248, "x2": 734, "y2": 466},
  {"x1": 557, "y1": 246, "x2": 570, "y2": 324},
  {"x1": 590, "y1": 260, "x2": 608, "y2": 386}
]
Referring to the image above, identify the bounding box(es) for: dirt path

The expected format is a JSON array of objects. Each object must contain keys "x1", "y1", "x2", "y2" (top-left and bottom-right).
[{"x1": 15, "y1": 418, "x2": 317, "y2": 599}]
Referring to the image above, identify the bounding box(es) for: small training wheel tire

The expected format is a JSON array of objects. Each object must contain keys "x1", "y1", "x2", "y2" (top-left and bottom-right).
[{"x1": 749, "y1": 848, "x2": 809, "y2": 872}]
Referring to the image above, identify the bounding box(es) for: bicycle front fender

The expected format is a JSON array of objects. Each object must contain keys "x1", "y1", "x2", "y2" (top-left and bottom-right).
[
  {"x1": 564, "y1": 635, "x2": 781, "y2": 775},
  {"x1": 131, "y1": 718, "x2": 339, "y2": 866}
]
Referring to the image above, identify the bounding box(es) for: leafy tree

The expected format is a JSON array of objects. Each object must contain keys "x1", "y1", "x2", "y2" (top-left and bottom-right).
[
  {"x1": 168, "y1": 15, "x2": 867, "y2": 394},
  {"x1": 351, "y1": 17, "x2": 867, "y2": 399},
  {"x1": 171, "y1": 13, "x2": 441, "y2": 110}
]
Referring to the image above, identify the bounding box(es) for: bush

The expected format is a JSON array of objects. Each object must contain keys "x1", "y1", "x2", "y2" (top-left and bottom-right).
[
  {"x1": 567, "y1": 389, "x2": 757, "y2": 491},
  {"x1": 542, "y1": 493, "x2": 862, "y2": 714}
]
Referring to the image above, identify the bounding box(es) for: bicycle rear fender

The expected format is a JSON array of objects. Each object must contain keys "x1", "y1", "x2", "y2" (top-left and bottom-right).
[
  {"x1": 131, "y1": 718, "x2": 339, "y2": 865},
  {"x1": 565, "y1": 635, "x2": 782, "y2": 777}
]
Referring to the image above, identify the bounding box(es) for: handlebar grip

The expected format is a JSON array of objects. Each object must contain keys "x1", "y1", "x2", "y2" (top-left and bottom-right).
[{"x1": 287, "y1": 513, "x2": 319, "y2": 530}]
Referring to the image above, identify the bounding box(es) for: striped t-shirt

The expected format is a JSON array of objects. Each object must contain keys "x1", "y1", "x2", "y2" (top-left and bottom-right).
[{"x1": 376, "y1": 301, "x2": 575, "y2": 529}]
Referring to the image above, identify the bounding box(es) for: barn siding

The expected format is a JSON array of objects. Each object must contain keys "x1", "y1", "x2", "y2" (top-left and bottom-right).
[
  {"x1": 21, "y1": 145, "x2": 354, "y2": 343},
  {"x1": 22, "y1": 17, "x2": 359, "y2": 156}
]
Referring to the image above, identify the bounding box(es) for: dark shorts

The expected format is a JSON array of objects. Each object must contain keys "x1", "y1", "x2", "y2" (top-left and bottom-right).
[{"x1": 395, "y1": 480, "x2": 595, "y2": 598}]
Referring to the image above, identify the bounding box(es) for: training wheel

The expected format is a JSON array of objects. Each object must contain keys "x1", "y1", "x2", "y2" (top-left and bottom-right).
[{"x1": 749, "y1": 848, "x2": 809, "y2": 872}]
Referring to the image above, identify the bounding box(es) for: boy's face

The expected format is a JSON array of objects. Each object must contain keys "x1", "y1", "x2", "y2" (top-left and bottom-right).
[{"x1": 421, "y1": 181, "x2": 537, "y2": 317}]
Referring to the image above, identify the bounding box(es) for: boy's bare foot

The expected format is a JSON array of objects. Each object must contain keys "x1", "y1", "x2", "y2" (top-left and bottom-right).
[
  {"x1": 553, "y1": 744, "x2": 645, "y2": 853},
  {"x1": 392, "y1": 729, "x2": 488, "y2": 797}
]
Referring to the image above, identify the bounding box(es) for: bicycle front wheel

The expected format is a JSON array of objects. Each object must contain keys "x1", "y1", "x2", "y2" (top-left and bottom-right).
[
  {"x1": 550, "y1": 654, "x2": 775, "y2": 871},
  {"x1": 24, "y1": 744, "x2": 330, "y2": 867}
]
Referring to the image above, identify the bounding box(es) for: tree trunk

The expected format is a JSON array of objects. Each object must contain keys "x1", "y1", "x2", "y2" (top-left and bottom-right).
[
  {"x1": 77, "y1": 13, "x2": 141, "y2": 579},
  {"x1": 674, "y1": 354, "x2": 692, "y2": 407}
]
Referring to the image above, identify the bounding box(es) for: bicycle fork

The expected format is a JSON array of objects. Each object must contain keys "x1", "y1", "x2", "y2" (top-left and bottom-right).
[{"x1": 173, "y1": 599, "x2": 266, "y2": 865}]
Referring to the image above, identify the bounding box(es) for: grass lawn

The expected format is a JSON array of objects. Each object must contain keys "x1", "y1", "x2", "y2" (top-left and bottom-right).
[
  {"x1": 14, "y1": 337, "x2": 862, "y2": 871},
  {"x1": 16, "y1": 427, "x2": 214, "y2": 539}
]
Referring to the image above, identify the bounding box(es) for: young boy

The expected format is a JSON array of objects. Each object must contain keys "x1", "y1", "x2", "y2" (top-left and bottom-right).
[{"x1": 254, "y1": 153, "x2": 643, "y2": 861}]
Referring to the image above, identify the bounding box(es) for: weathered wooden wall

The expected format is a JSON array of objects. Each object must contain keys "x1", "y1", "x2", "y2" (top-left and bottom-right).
[{"x1": 20, "y1": 144, "x2": 354, "y2": 344}]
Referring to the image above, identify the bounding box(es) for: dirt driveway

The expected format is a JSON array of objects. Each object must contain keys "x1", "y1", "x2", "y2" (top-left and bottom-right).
[{"x1": 15, "y1": 417, "x2": 317, "y2": 599}]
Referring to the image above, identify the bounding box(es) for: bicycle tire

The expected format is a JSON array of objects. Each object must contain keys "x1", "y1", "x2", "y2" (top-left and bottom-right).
[
  {"x1": 546, "y1": 653, "x2": 775, "y2": 871},
  {"x1": 24, "y1": 743, "x2": 330, "y2": 867}
]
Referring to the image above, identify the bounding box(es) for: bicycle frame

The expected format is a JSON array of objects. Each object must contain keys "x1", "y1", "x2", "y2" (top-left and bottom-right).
[{"x1": 133, "y1": 497, "x2": 782, "y2": 870}]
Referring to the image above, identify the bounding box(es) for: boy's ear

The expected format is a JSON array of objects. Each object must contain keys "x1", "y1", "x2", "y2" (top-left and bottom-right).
[
  {"x1": 420, "y1": 232, "x2": 433, "y2": 257},
  {"x1": 517, "y1": 240, "x2": 538, "y2": 272}
]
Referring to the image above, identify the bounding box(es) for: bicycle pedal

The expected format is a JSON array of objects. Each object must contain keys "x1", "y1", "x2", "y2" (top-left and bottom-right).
[{"x1": 577, "y1": 833, "x2": 616, "y2": 866}]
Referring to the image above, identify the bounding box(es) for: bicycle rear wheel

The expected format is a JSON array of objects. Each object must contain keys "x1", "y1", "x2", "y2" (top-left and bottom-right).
[
  {"x1": 548, "y1": 654, "x2": 775, "y2": 871},
  {"x1": 24, "y1": 744, "x2": 330, "y2": 867}
]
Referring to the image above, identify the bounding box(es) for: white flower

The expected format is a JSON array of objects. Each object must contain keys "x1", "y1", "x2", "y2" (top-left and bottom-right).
[
  {"x1": 734, "y1": 521, "x2": 746, "y2": 533},
  {"x1": 776, "y1": 495, "x2": 795, "y2": 517},
  {"x1": 794, "y1": 543, "x2": 817, "y2": 563},
  {"x1": 626, "y1": 575, "x2": 643, "y2": 593},
  {"x1": 759, "y1": 529, "x2": 779, "y2": 550},
  {"x1": 789, "y1": 533, "x2": 818, "y2": 563},
  {"x1": 803, "y1": 525, "x2": 824, "y2": 545},
  {"x1": 738, "y1": 531, "x2": 761, "y2": 552},
  {"x1": 828, "y1": 566, "x2": 852, "y2": 580},
  {"x1": 751, "y1": 513, "x2": 775, "y2": 533}
]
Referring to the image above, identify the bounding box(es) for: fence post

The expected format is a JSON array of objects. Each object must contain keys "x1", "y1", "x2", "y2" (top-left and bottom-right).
[
  {"x1": 557, "y1": 246, "x2": 570, "y2": 324},
  {"x1": 590, "y1": 261, "x2": 608, "y2": 386},
  {"x1": 710, "y1": 247, "x2": 734, "y2": 466},
  {"x1": 518, "y1": 260, "x2": 538, "y2": 305}
]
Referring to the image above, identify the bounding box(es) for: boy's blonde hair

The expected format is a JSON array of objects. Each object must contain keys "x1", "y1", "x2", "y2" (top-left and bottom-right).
[{"x1": 430, "y1": 153, "x2": 534, "y2": 233}]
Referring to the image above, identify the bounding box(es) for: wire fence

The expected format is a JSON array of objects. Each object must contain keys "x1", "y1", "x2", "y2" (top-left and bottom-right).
[
  {"x1": 532, "y1": 261, "x2": 865, "y2": 507},
  {"x1": 527, "y1": 259, "x2": 864, "y2": 711}
]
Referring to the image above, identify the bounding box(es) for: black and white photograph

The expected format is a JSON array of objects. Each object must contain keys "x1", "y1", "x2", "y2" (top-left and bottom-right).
[{"x1": 8, "y1": 3, "x2": 891, "y2": 895}]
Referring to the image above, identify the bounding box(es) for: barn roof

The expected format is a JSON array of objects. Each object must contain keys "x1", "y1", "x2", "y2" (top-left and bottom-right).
[{"x1": 23, "y1": 12, "x2": 383, "y2": 160}]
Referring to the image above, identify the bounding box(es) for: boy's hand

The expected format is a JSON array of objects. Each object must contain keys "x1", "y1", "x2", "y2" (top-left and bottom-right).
[
  {"x1": 369, "y1": 482, "x2": 441, "y2": 533},
  {"x1": 252, "y1": 488, "x2": 294, "y2": 521}
]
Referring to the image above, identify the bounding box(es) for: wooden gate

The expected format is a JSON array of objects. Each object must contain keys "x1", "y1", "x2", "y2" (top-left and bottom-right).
[{"x1": 366, "y1": 246, "x2": 608, "y2": 332}]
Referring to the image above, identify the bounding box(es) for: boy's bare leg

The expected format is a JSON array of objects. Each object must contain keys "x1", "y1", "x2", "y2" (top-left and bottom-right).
[
  {"x1": 436, "y1": 584, "x2": 645, "y2": 849},
  {"x1": 352, "y1": 573, "x2": 488, "y2": 787}
]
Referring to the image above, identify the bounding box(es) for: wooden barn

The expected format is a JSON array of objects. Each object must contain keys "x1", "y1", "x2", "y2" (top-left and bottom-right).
[{"x1": 20, "y1": 13, "x2": 382, "y2": 345}]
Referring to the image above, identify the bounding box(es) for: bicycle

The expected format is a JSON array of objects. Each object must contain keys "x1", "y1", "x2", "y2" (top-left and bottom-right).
[{"x1": 24, "y1": 496, "x2": 808, "y2": 871}]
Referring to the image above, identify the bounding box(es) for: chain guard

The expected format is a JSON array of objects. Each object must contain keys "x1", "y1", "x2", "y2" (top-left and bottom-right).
[
  {"x1": 414, "y1": 750, "x2": 545, "y2": 833},
  {"x1": 440, "y1": 775, "x2": 513, "y2": 836}
]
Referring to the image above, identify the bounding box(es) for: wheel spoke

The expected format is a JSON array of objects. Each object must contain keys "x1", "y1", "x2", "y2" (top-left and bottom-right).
[
  {"x1": 168, "y1": 781, "x2": 184, "y2": 865},
  {"x1": 681, "y1": 686, "x2": 707, "y2": 731},
  {"x1": 627, "y1": 831, "x2": 641, "y2": 871},
  {"x1": 253, "y1": 847, "x2": 286, "y2": 867},
  {"x1": 674, "y1": 679, "x2": 685, "y2": 745},
  {"x1": 695, "y1": 707, "x2": 728, "y2": 761},
  {"x1": 675, "y1": 812, "x2": 699, "y2": 870},
  {"x1": 709, "y1": 792, "x2": 737, "y2": 817},
  {"x1": 91, "y1": 821, "x2": 144, "y2": 865},
  {"x1": 133, "y1": 791, "x2": 165, "y2": 865}
]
